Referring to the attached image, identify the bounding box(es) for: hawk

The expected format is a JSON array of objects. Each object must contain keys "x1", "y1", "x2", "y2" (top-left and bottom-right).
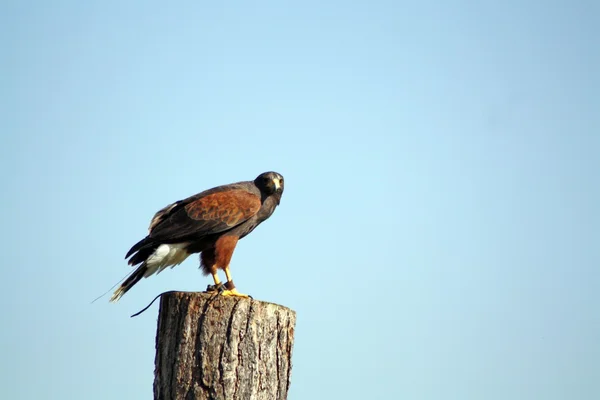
[{"x1": 110, "y1": 171, "x2": 284, "y2": 302}]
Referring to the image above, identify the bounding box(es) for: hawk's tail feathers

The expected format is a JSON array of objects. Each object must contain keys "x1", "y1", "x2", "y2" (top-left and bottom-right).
[
  {"x1": 110, "y1": 263, "x2": 147, "y2": 302},
  {"x1": 126, "y1": 237, "x2": 160, "y2": 267}
]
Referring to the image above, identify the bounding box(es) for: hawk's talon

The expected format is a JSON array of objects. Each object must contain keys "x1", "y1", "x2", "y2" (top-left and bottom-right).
[
  {"x1": 205, "y1": 282, "x2": 224, "y2": 293},
  {"x1": 220, "y1": 288, "x2": 250, "y2": 298}
]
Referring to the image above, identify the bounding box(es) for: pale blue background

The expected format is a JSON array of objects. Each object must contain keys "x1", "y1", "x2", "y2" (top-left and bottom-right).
[{"x1": 2, "y1": 1, "x2": 599, "y2": 399}]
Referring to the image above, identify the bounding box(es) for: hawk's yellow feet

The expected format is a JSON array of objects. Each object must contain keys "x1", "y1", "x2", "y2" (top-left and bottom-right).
[
  {"x1": 220, "y1": 272, "x2": 251, "y2": 298},
  {"x1": 220, "y1": 288, "x2": 250, "y2": 298}
]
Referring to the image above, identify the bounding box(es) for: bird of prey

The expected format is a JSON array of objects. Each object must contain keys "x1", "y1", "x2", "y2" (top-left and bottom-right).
[{"x1": 110, "y1": 171, "x2": 284, "y2": 302}]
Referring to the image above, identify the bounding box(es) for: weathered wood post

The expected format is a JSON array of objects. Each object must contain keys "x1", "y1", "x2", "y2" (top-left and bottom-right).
[{"x1": 153, "y1": 292, "x2": 296, "y2": 400}]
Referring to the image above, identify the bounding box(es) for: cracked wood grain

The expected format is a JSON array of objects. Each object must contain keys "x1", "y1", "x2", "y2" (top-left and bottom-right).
[{"x1": 153, "y1": 292, "x2": 296, "y2": 400}]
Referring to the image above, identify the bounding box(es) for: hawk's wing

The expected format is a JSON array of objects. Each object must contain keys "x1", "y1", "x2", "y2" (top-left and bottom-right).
[{"x1": 148, "y1": 189, "x2": 261, "y2": 242}]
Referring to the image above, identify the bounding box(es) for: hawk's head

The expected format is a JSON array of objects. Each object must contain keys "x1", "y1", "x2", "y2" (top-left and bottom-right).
[{"x1": 255, "y1": 171, "x2": 284, "y2": 197}]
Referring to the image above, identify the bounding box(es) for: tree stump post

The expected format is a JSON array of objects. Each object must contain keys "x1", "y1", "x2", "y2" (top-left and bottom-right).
[{"x1": 153, "y1": 292, "x2": 296, "y2": 400}]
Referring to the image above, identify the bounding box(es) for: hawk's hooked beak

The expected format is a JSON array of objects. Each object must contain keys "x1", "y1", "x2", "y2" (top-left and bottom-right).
[{"x1": 273, "y1": 178, "x2": 281, "y2": 191}]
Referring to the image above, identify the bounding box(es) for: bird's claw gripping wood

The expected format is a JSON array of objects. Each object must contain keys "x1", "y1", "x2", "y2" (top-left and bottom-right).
[
  {"x1": 205, "y1": 282, "x2": 224, "y2": 293},
  {"x1": 220, "y1": 288, "x2": 251, "y2": 298},
  {"x1": 220, "y1": 280, "x2": 252, "y2": 298}
]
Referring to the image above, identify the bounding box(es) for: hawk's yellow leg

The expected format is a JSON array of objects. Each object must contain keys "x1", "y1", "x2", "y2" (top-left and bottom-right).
[
  {"x1": 204, "y1": 271, "x2": 223, "y2": 293},
  {"x1": 221, "y1": 266, "x2": 250, "y2": 298}
]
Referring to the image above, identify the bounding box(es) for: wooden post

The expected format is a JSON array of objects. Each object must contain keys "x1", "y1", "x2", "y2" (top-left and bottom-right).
[{"x1": 153, "y1": 292, "x2": 296, "y2": 400}]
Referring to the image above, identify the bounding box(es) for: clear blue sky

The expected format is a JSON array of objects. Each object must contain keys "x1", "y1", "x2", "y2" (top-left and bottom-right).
[{"x1": 2, "y1": 1, "x2": 598, "y2": 399}]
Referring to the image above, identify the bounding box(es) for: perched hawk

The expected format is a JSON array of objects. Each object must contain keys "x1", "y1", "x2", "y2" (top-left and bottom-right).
[{"x1": 110, "y1": 171, "x2": 284, "y2": 302}]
